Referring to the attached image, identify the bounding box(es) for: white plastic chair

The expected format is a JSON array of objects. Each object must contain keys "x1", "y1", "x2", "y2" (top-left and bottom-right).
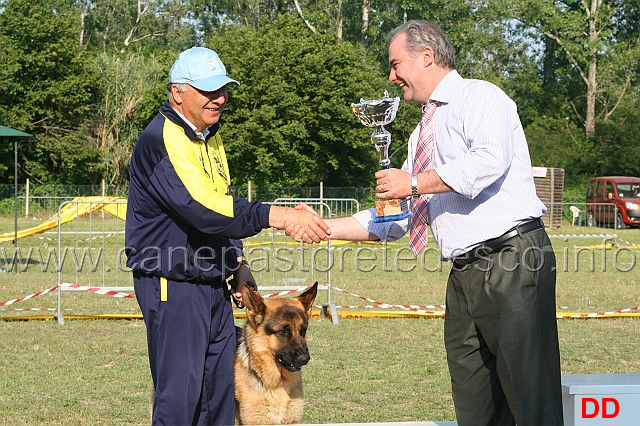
[{"x1": 569, "y1": 206, "x2": 581, "y2": 226}]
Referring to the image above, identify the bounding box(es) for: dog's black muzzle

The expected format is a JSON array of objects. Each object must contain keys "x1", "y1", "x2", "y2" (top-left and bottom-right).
[{"x1": 277, "y1": 347, "x2": 311, "y2": 372}]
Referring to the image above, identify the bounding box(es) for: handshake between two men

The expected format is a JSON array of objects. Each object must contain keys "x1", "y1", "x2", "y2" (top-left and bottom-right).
[
  {"x1": 275, "y1": 202, "x2": 382, "y2": 244},
  {"x1": 272, "y1": 203, "x2": 331, "y2": 244},
  {"x1": 274, "y1": 169, "x2": 404, "y2": 244}
]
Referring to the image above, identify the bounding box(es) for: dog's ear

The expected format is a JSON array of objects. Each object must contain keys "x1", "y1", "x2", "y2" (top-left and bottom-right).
[
  {"x1": 297, "y1": 282, "x2": 318, "y2": 316},
  {"x1": 241, "y1": 282, "x2": 267, "y2": 327}
]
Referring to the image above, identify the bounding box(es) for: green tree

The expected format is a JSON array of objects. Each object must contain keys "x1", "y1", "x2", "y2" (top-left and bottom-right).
[
  {"x1": 0, "y1": 0, "x2": 100, "y2": 184},
  {"x1": 82, "y1": 0, "x2": 197, "y2": 54},
  {"x1": 90, "y1": 52, "x2": 170, "y2": 184},
  {"x1": 207, "y1": 13, "x2": 410, "y2": 187},
  {"x1": 191, "y1": 0, "x2": 289, "y2": 35},
  {"x1": 512, "y1": 0, "x2": 640, "y2": 137},
  {"x1": 590, "y1": 93, "x2": 640, "y2": 177},
  {"x1": 78, "y1": 0, "x2": 199, "y2": 185}
]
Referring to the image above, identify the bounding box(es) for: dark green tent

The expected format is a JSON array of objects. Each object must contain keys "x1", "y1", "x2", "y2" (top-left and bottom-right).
[{"x1": 1, "y1": 125, "x2": 33, "y2": 248}]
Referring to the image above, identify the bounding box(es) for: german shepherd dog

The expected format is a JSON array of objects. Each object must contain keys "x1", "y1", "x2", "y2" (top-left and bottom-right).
[{"x1": 235, "y1": 282, "x2": 318, "y2": 425}]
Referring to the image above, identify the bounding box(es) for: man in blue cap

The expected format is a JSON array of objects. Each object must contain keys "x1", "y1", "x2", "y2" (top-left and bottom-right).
[{"x1": 126, "y1": 47, "x2": 330, "y2": 425}]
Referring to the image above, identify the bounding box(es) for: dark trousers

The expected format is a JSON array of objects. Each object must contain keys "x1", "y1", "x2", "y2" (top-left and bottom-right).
[
  {"x1": 134, "y1": 274, "x2": 236, "y2": 426},
  {"x1": 445, "y1": 227, "x2": 564, "y2": 426}
]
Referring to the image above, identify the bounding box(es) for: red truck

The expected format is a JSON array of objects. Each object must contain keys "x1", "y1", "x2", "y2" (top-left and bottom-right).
[{"x1": 586, "y1": 176, "x2": 640, "y2": 229}]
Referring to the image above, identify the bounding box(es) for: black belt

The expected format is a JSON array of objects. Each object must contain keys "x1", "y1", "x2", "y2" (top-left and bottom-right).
[{"x1": 452, "y1": 218, "x2": 544, "y2": 268}]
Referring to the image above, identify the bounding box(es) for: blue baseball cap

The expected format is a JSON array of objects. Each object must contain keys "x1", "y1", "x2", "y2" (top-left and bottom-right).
[{"x1": 169, "y1": 47, "x2": 239, "y2": 92}]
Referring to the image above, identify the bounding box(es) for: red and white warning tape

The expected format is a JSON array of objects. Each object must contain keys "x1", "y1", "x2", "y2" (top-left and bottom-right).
[
  {"x1": 259, "y1": 287, "x2": 310, "y2": 299},
  {"x1": 0, "y1": 283, "x2": 637, "y2": 319},
  {"x1": 0, "y1": 286, "x2": 58, "y2": 307},
  {"x1": 617, "y1": 238, "x2": 640, "y2": 247},
  {"x1": 327, "y1": 304, "x2": 444, "y2": 316},
  {"x1": 332, "y1": 286, "x2": 444, "y2": 315},
  {"x1": 249, "y1": 285, "x2": 445, "y2": 315},
  {"x1": 551, "y1": 233, "x2": 616, "y2": 238},
  {"x1": 78, "y1": 232, "x2": 117, "y2": 242},
  {"x1": 0, "y1": 283, "x2": 135, "y2": 308},
  {"x1": 332, "y1": 286, "x2": 444, "y2": 309},
  {"x1": 1, "y1": 307, "x2": 139, "y2": 312},
  {"x1": 59, "y1": 283, "x2": 136, "y2": 299},
  {"x1": 558, "y1": 306, "x2": 640, "y2": 319},
  {"x1": 1, "y1": 307, "x2": 57, "y2": 311},
  {"x1": 36, "y1": 232, "x2": 118, "y2": 243},
  {"x1": 328, "y1": 303, "x2": 444, "y2": 310}
]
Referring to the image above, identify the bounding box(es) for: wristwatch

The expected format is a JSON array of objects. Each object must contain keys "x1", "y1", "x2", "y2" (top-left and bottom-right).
[{"x1": 411, "y1": 174, "x2": 419, "y2": 199}]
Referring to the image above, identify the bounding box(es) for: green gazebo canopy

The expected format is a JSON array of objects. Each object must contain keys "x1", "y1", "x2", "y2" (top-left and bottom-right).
[{"x1": 0, "y1": 124, "x2": 32, "y2": 138}]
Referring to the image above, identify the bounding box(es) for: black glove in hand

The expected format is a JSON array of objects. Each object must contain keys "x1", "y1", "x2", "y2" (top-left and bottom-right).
[
  {"x1": 231, "y1": 265, "x2": 257, "y2": 290},
  {"x1": 229, "y1": 264, "x2": 257, "y2": 308}
]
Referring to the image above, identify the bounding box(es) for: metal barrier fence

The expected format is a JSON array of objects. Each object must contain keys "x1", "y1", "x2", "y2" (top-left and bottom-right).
[
  {"x1": 54, "y1": 199, "x2": 129, "y2": 325},
  {"x1": 23, "y1": 196, "x2": 82, "y2": 219},
  {"x1": 546, "y1": 203, "x2": 623, "y2": 241},
  {"x1": 273, "y1": 197, "x2": 360, "y2": 218},
  {"x1": 52, "y1": 198, "x2": 342, "y2": 325}
]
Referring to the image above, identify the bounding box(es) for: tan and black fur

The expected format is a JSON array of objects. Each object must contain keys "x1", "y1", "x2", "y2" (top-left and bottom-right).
[{"x1": 235, "y1": 282, "x2": 318, "y2": 425}]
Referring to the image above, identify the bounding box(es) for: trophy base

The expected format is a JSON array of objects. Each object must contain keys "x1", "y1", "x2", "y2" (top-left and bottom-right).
[{"x1": 374, "y1": 199, "x2": 413, "y2": 223}]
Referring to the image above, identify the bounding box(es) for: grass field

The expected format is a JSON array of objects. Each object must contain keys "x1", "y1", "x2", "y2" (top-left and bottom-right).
[{"x1": 1, "y1": 213, "x2": 639, "y2": 424}]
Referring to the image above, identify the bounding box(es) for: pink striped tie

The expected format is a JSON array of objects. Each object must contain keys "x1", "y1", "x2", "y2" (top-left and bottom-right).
[{"x1": 409, "y1": 101, "x2": 438, "y2": 255}]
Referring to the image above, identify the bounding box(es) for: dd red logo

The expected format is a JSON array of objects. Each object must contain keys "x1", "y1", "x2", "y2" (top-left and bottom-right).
[{"x1": 582, "y1": 397, "x2": 620, "y2": 418}]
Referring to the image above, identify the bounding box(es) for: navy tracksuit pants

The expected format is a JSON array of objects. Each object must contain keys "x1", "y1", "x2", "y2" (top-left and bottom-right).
[{"x1": 134, "y1": 273, "x2": 236, "y2": 425}]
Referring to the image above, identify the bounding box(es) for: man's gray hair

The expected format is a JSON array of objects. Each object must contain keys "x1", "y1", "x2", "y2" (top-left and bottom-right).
[
  {"x1": 387, "y1": 20, "x2": 456, "y2": 70},
  {"x1": 167, "y1": 83, "x2": 190, "y2": 100}
]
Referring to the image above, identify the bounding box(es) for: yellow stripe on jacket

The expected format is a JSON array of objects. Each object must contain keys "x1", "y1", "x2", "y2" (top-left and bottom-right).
[
  {"x1": 160, "y1": 277, "x2": 168, "y2": 301},
  {"x1": 162, "y1": 119, "x2": 234, "y2": 218}
]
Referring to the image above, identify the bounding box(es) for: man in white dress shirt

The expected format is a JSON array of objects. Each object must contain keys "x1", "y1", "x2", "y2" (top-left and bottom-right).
[{"x1": 290, "y1": 20, "x2": 563, "y2": 426}]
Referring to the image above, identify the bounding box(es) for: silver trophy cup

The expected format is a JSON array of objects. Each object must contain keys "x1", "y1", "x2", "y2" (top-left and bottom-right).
[{"x1": 351, "y1": 91, "x2": 412, "y2": 223}]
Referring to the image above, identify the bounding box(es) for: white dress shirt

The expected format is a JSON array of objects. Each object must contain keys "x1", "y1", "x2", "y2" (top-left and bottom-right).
[{"x1": 355, "y1": 70, "x2": 546, "y2": 259}]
